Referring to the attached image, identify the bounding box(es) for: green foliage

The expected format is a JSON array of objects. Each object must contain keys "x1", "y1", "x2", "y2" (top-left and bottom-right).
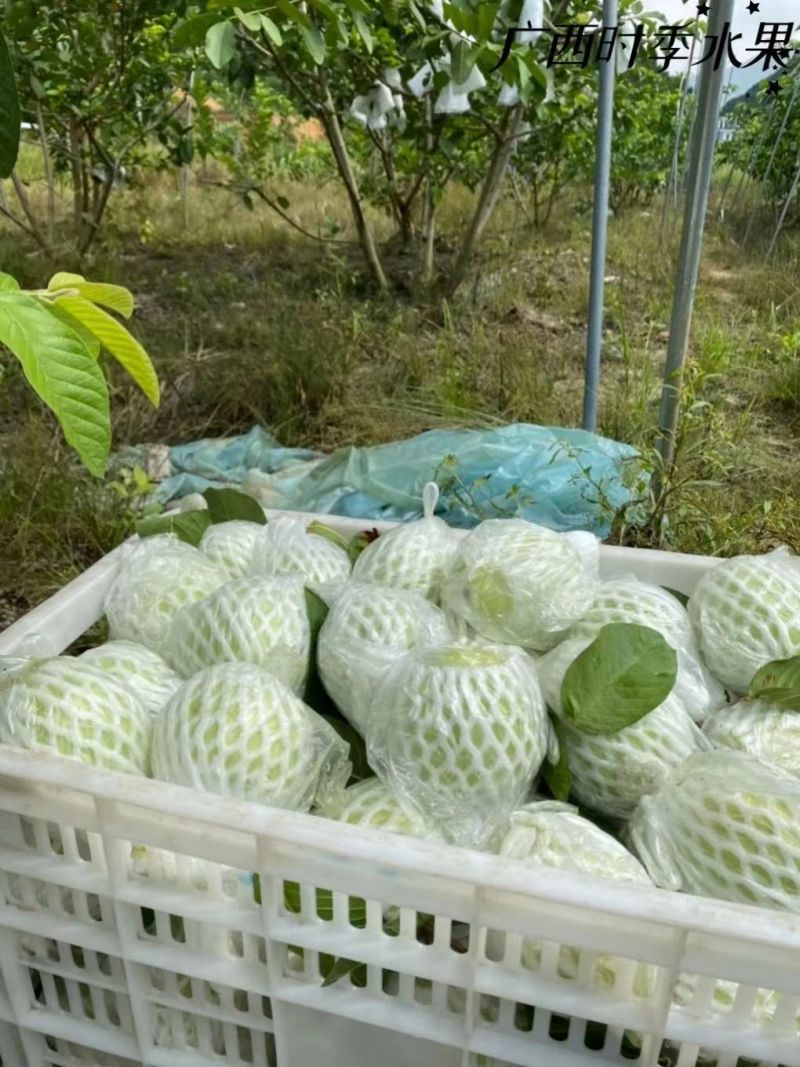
[
  {"x1": 0, "y1": 271, "x2": 157, "y2": 476},
  {"x1": 749, "y1": 656, "x2": 800, "y2": 712},
  {"x1": 561, "y1": 623, "x2": 678, "y2": 735},
  {"x1": 136, "y1": 508, "x2": 212, "y2": 545},
  {"x1": 204, "y1": 486, "x2": 267, "y2": 524},
  {"x1": 0, "y1": 29, "x2": 19, "y2": 177},
  {"x1": 136, "y1": 486, "x2": 266, "y2": 543},
  {"x1": 543, "y1": 716, "x2": 571, "y2": 802},
  {"x1": 1, "y1": 0, "x2": 194, "y2": 246},
  {"x1": 722, "y1": 58, "x2": 800, "y2": 207}
]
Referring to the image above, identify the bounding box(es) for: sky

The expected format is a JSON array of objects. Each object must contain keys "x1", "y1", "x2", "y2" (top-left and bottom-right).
[{"x1": 648, "y1": 0, "x2": 799, "y2": 92}]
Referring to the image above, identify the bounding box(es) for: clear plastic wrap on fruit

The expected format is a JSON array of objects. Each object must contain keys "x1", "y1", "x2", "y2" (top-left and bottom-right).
[
  {"x1": 316, "y1": 776, "x2": 435, "y2": 839},
  {"x1": 489, "y1": 801, "x2": 655, "y2": 996},
  {"x1": 317, "y1": 581, "x2": 451, "y2": 734},
  {"x1": 104, "y1": 535, "x2": 226, "y2": 652},
  {"x1": 567, "y1": 577, "x2": 727, "y2": 719},
  {"x1": 367, "y1": 638, "x2": 550, "y2": 848},
  {"x1": 351, "y1": 483, "x2": 460, "y2": 602},
  {"x1": 152, "y1": 662, "x2": 351, "y2": 811},
  {"x1": 702, "y1": 699, "x2": 800, "y2": 779},
  {"x1": 440, "y1": 517, "x2": 599, "y2": 651},
  {"x1": 688, "y1": 548, "x2": 800, "y2": 694},
  {"x1": 80, "y1": 639, "x2": 182, "y2": 716},
  {"x1": 561, "y1": 694, "x2": 709, "y2": 821},
  {"x1": 499, "y1": 800, "x2": 652, "y2": 883},
  {"x1": 168, "y1": 574, "x2": 311, "y2": 691},
  {"x1": 0, "y1": 656, "x2": 151, "y2": 775},
  {"x1": 629, "y1": 749, "x2": 800, "y2": 912},
  {"x1": 199, "y1": 519, "x2": 262, "y2": 578},
  {"x1": 250, "y1": 514, "x2": 351, "y2": 584}
]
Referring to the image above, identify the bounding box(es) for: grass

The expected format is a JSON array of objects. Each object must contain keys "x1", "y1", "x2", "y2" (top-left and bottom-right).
[{"x1": 1, "y1": 163, "x2": 800, "y2": 625}]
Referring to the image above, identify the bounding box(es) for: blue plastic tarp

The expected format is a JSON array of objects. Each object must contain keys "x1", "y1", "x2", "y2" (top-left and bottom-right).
[{"x1": 155, "y1": 424, "x2": 645, "y2": 538}]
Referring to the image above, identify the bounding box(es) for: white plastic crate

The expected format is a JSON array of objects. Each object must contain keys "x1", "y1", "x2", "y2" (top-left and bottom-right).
[{"x1": 0, "y1": 512, "x2": 798, "y2": 1067}]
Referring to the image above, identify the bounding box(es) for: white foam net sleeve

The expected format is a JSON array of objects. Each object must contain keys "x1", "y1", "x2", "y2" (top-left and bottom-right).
[
  {"x1": 562, "y1": 693, "x2": 709, "y2": 821},
  {"x1": 703, "y1": 698, "x2": 800, "y2": 780},
  {"x1": 152, "y1": 662, "x2": 350, "y2": 811},
  {"x1": 168, "y1": 574, "x2": 311, "y2": 692},
  {"x1": 249, "y1": 514, "x2": 351, "y2": 583},
  {"x1": 440, "y1": 518, "x2": 599, "y2": 652},
  {"x1": 80, "y1": 639, "x2": 182, "y2": 716},
  {"x1": 199, "y1": 519, "x2": 262, "y2": 578},
  {"x1": 367, "y1": 639, "x2": 549, "y2": 849},
  {"x1": 569, "y1": 576, "x2": 727, "y2": 719},
  {"x1": 317, "y1": 581, "x2": 452, "y2": 733},
  {"x1": 0, "y1": 656, "x2": 151, "y2": 775},
  {"x1": 103, "y1": 534, "x2": 226, "y2": 652},
  {"x1": 688, "y1": 548, "x2": 800, "y2": 694},
  {"x1": 490, "y1": 800, "x2": 655, "y2": 996},
  {"x1": 315, "y1": 776, "x2": 436, "y2": 839},
  {"x1": 351, "y1": 483, "x2": 460, "y2": 602},
  {"x1": 629, "y1": 749, "x2": 800, "y2": 912}
]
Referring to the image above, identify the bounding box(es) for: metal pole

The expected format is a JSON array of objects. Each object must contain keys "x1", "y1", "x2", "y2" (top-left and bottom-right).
[
  {"x1": 766, "y1": 150, "x2": 800, "y2": 261},
  {"x1": 581, "y1": 0, "x2": 618, "y2": 433},
  {"x1": 656, "y1": 0, "x2": 734, "y2": 469},
  {"x1": 743, "y1": 74, "x2": 800, "y2": 244}
]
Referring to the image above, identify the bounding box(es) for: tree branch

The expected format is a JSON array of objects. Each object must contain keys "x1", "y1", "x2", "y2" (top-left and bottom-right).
[{"x1": 196, "y1": 178, "x2": 357, "y2": 244}]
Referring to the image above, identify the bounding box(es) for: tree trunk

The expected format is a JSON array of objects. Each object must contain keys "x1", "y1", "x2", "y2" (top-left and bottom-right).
[
  {"x1": 316, "y1": 70, "x2": 388, "y2": 291},
  {"x1": 443, "y1": 104, "x2": 525, "y2": 298},
  {"x1": 35, "y1": 103, "x2": 56, "y2": 244},
  {"x1": 80, "y1": 169, "x2": 115, "y2": 255},
  {"x1": 69, "y1": 118, "x2": 84, "y2": 234},
  {"x1": 10, "y1": 172, "x2": 47, "y2": 249}
]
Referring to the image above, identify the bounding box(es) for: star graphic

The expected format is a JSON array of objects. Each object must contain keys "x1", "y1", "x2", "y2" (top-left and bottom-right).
[
  {"x1": 696, "y1": 1, "x2": 709, "y2": 12},
  {"x1": 766, "y1": 79, "x2": 783, "y2": 96},
  {"x1": 746, "y1": 0, "x2": 759, "y2": 12}
]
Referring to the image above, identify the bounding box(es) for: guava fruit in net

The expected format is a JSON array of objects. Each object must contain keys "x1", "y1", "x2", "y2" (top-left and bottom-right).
[
  {"x1": 630, "y1": 749, "x2": 800, "y2": 912},
  {"x1": 441, "y1": 518, "x2": 599, "y2": 651},
  {"x1": 104, "y1": 535, "x2": 226, "y2": 653},
  {"x1": 169, "y1": 575, "x2": 310, "y2": 692},
  {"x1": 250, "y1": 515, "x2": 351, "y2": 584},
  {"x1": 199, "y1": 520, "x2": 262, "y2": 579},
  {"x1": 688, "y1": 549, "x2": 800, "y2": 693},
  {"x1": 702, "y1": 699, "x2": 800, "y2": 779},
  {"x1": 0, "y1": 656, "x2": 151, "y2": 775},
  {"x1": 317, "y1": 581, "x2": 451, "y2": 733},
  {"x1": 152, "y1": 662, "x2": 350, "y2": 811},
  {"x1": 368, "y1": 639, "x2": 550, "y2": 847},
  {"x1": 351, "y1": 483, "x2": 460, "y2": 602},
  {"x1": 81, "y1": 639, "x2": 181, "y2": 715}
]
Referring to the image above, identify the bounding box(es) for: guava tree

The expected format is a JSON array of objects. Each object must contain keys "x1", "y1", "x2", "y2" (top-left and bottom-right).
[
  {"x1": 722, "y1": 59, "x2": 800, "y2": 213},
  {"x1": 171, "y1": 0, "x2": 664, "y2": 296},
  {"x1": 0, "y1": 0, "x2": 194, "y2": 252}
]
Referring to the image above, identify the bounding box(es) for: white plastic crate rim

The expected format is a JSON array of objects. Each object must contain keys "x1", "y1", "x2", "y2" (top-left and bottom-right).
[{"x1": 0, "y1": 512, "x2": 798, "y2": 1067}]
